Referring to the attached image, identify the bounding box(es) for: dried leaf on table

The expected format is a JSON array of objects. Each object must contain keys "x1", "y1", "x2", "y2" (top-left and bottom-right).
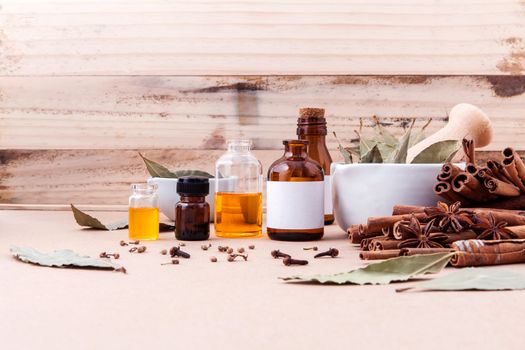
[
  {"x1": 139, "y1": 153, "x2": 214, "y2": 178},
  {"x1": 410, "y1": 140, "x2": 460, "y2": 164},
  {"x1": 10, "y1": 246, "x2": 125, "y2": 272},
  {"x1": 281, "y1": 252, "x2": 453, "y2": 285},
  {"x1": 70, "y1": 204, "x2": 175, "y2": 232},
  {"x1": 71, "y1": 204, "x2": 127, "y2": 230},
  {"x1": 398, "y1": 268, "x2": 525, "y2": 292}
]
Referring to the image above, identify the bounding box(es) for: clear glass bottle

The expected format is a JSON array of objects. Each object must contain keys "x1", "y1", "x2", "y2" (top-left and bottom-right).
[
  {"x1": 297, "y1": 107, "x2": 334, "y2": 225},
  {"x1": 214, "y1": 139, "x2": 263, "y2": 238},
  {"x1": 267, "y1": 140, "x2": 324, "y2": 241},
  {"x1": 128, "y1": 183, "x2": 159, "y2": 241},
  {"x1": 175, "y1": 176, "x2": 210, "y2": 241}
]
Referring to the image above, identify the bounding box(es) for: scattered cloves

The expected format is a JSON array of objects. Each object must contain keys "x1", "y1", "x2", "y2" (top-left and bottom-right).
[
  {"x1": 128, "y1": 247, "x2": 137, "y2": 253},
  {"x1": 119, "y1": 240, "x2": 128, "y2": 246},
  {"x1": 237, "y1": 247, "x2": 245, "y2": 253},
  {"x1": 201, "y1": 244, "x2": 212, "y2": 251},
  {"x1": 115, "y1": 267, "x2": 127, "y2": 274},
  {"x1": 170, "y1": 246, "x2": 191, "y2": 259},
  {"x1": 271, "y1": 250, "x2": 291, "y2": 259},
  {"x1": 283, "y1": 256, "x2": 309, "y2": 266},
  {"x1": 210, "y1": 256, "x2": 218, "y2": 263},
  {"x1": 228, "y1": 253, "x2": 248, "y2": 262},
  {"x1": 129, "y1": 240, "x2": 140, "y2": 245},
  {"x1": 160, "y1": 249, "x2": 168, "y2": 255},
  {"x1": 218, "y1": 246, "x2": 229, "y2": 252},
  {"x1": 226, "y1": 248, "x2": 234, "y2": 254},
  {"x1": 303, "y1": 246, "x2": 318, "y2": 251},
  {"x1": 314, "y1": 248, "x2": 339, "y2": 258},
  {"x1": 161, "y1": 259, "x2": 179, "y2": 265},
  {"x1": 248, "y1": 245, "x2": 255, "y2": 250}
]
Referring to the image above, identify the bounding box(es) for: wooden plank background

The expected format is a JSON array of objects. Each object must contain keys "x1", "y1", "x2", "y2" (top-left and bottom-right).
[{"x1": 1, "y1": 0, "x2": 525, "y2": 205}]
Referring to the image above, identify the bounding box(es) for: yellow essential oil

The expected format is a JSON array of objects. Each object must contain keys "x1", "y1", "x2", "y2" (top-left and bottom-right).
[
  {"x1": 214, "y1": 192, "x2": 262, "y2": 238},
  {"x1": 128, "y1": 207, "x2": 159, "y2": 240}
]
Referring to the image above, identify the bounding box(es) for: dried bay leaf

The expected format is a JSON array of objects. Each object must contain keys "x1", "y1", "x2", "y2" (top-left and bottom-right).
[
  {"x1": 385, "y1": 120, "x2": 414, "y2": 163},
  {"x1": 410, "y1": 140, "x2": 460, "y2": 164},
  {"x1": 372, "y1": 116, "x2": 398, "y2": 146},
  {"x1": 139, "y1": 153, "x2": 213, "y2": 178},
  {"x1": 10, "y1": 246, "x2": 124, "y2": 272},
  {"x1": 281, "y1": 252, "x2": 453, "y2": 285},
  {"x1": 360, "y1": 144, "x2": 383, "y2": 163},
  {"x1": 398, "y1": 268, "x2": 525, "y2": 292},
  {"x1": 70, "y1": 205, "x2": 175, "y2": 232},
  {"x1": 71, "y1": 204, "x2": 128, "y2": 230}
]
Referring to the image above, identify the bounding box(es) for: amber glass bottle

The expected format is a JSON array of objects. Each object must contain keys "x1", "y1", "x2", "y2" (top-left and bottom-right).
[
  {"x1": 175, "y1": 177, "x2": 210, "y2": 241},
  {"x1": 297, "y1": 107, "x2": 334, "y2": 225},
  {"x1": 267, "y1": 140, "x2": 324, "y2": 241}
]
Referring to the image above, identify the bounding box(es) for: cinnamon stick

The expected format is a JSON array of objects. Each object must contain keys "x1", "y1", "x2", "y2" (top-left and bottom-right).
[
  {"x1": 504, "y1": 148, "x2": 525, "y2": 185},
  {"x1": 478, "y1": 195, "x2": 525, "y2": 210},
  {"x1": 487, "y1": 160, "x2": 514, "y2": 184},
  {"x1": 465, "y1": 163, "x2": 480, "y2": 177},
  {"x1": 359, "y1": 250, "x2": 401, "y2": 260},
  {"x1": 366, "y1": 213, "x2": 427, "y2": 235},
  {"x1": 484, "y1": 176, "x2": 521, "y2": 197},
  {"x1": 434, "y1": 181, "x2": 471, "y2": 205},
  {"x1": 462, "y1": 139, "x2": 476, "y2": 164},
  {"x1": 452, "y1": 173, "x2": 494, "y2": 202},
  {"x1": 451, "y1": 239, "x2": 525, "y2": 267},
  {"x1": 360, "y1": 238, "x2": 371, "y2": 251},
  {"x1": 400, "y1": 248, "x2": 454, "y2": 256},
  {"x1": 374, "y1": 238, "x2": 401, "y2": 251},
  {"x1": 348, "y1": 224, "x2": 365, "y2": 244},
  {"x1": 503, "y1": 156, "x2": 525, "y2": 192},
  {"x1": 437, "y1": 163, "x2": 463, "y2": 182}
]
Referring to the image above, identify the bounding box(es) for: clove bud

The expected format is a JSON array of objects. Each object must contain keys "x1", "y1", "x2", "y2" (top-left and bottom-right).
[
  {"x1": 161, "y1": 259, "x2": 180, "y2": 265},
  {"x1": 314, "y1": 248, "x2": 339, "y2": 258},
  {"x1": 201, "y1": 244, "x2": 212, "y2": 251},
  {"x1": 248, "y1": 245, "x2": 255, "y2": 250},
  {"x1": 170, "y1": 246, "x2": 191, "y2": 259},
  {"x1": 303, "y1": 246, "x2": 318, "y2": 251},
  {"x1": 228, "y1": 253, "x2": 248, "y2": 262},
  {"x1": 283, "y1": 256, "x2": 308, "y2": 266},
  {"x1": 271, "y1": 250, "x2": 291, "y2": 259}
]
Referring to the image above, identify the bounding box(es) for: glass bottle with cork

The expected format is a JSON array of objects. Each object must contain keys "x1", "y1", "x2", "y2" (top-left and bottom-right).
[
  {"x1": 128, "y1": 183, "x2": 159, "y2": 240},
  {"x1": 214, "y1": 139, "x2": 263, "y2": 238},
  {"x1": 175, "y1": 176, "x2": 210, "y2": 241},
  {"x1": 267, "y1": 139, "x2": 324, "y2": 241},
  {"x1": 297, "y1": 107, "x2": 334, "y2": 225}
]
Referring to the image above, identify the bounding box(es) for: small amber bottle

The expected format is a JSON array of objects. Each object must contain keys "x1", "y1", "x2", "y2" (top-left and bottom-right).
[
  {"x1": 175, "y1": 176, "x2": 210, "y2": 241},
  {"x1": 267, "y1": 140, "x2": 324, "y2": 241},
  {"x1": 297, "y1": 107, "x2": 334, "y2": 225}
]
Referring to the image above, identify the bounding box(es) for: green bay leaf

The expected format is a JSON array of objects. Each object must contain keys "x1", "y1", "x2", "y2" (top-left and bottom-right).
[
  {"x1": 399, "y1": 268, "x2": 525, "y2": 292},
  {"x1": 385, "y1": 120, "x2": 414, "y2": 163},
  {"x1": 410, "y1": 140, "x2": 460, "y2": 164},
  {"x1": 139, "y1": 153, "x2": 214, "y2": 178},
  {"x1": 281, "y1": 252, "x2": 453, "y2": 285}
]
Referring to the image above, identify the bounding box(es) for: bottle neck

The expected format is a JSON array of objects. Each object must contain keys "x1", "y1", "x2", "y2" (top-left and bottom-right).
[
  {"x1": 180, "y1": 195, "x2": 206, "y2": 203},
  {"x1": 284, "y1": 144, "x2": 308, "y2": 160},
  {"x1": 297, "y1": 123, "x2": 328, "y2": 137}
]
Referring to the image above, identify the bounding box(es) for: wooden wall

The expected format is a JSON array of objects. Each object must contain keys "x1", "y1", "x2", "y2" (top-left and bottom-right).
[{"x1": 1, "y1": 0, "x2": 525, "y2": 205}]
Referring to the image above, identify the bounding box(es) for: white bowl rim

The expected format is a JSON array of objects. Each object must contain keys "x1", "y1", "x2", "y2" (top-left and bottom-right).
[{"x1": 333, "y1": 162, "x2": 458, "y2": 168}]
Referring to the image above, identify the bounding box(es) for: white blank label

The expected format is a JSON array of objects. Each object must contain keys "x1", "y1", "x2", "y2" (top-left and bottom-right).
[{"x1": 266, "y1": 181, "x2": 324, "y2": 229}]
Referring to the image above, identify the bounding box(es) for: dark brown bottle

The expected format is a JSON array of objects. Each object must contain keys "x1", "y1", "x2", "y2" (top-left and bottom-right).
[
  {"x1": 267, "y1": 140, "x2": 324, "y2": 241},
  {"x1": 297, "y1": 107, "x2": 335, "y2": 225},
  {"x1": 175, "y1": 176, "x2": 210, "y2": 241}
]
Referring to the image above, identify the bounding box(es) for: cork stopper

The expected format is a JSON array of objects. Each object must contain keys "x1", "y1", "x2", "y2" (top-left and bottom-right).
[{"x1": 299, "y1": 108, "x2": 325, "y2": 119}]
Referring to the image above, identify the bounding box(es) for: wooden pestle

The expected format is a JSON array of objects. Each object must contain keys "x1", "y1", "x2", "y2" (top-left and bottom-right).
[{"x1": 406, "y1": 103, "x2": 493, "y2": 163}]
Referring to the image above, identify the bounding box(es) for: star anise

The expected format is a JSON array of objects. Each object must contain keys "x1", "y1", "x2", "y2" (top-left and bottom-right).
[
  {"x1": 472, "y1": 213, "x2": 517, "y2": 240},
  {"x1": 397, "y1": 216, "x2": 448, "y2": 249},
  {"x1": 424, "y1": 201, "x2": 474, "y2": 233}
]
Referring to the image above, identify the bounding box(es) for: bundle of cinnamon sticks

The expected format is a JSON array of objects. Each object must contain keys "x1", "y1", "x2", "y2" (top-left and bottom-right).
[
  {"x1": 349, "y1": 201, "x2": 525, "y2": 267},
  {"x1": 435, "y1": 139, "x2": 525, "y2": 210}
]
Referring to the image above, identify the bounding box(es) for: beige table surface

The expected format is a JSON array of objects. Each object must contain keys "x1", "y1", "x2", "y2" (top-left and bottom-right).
[{"x1": 2, "y1": 209, "x2": 525, "y2": 350}]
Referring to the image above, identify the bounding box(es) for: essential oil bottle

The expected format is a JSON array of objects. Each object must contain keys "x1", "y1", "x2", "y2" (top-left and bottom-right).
[
  {"x1": 214, "y1": 139, "x2": 263, "y2": 238},
  {"x1": 128, "y1": 183, "x2": 159, "y2": 241},
  {"x1": 266, "y1": 140, "x2": 324, "y2": 241},
  {"x1": 297, "y1": 107, "x2": 334, "y2": 225},
  {"x1": 175, "y1": 176, "x2": 210, "y2": 241}
]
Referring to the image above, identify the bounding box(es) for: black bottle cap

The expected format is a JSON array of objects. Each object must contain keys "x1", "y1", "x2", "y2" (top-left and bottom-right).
[{"x1": 176, "y1": 176, "x2": 209, "y2": 196}]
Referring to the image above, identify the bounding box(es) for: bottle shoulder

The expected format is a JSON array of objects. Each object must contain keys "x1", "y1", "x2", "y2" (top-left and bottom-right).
[{"x1": 267, "y1": 157, "x2": 324, "y2": 181}]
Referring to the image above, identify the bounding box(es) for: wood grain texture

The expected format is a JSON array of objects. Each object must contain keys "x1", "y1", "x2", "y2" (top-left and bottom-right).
[
  {"x1": 1, "y1": 75, "x2": 525, "y2": 151},
  {"x1": 0, "y1": 0, "x2": 524, "y2": 75}
]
